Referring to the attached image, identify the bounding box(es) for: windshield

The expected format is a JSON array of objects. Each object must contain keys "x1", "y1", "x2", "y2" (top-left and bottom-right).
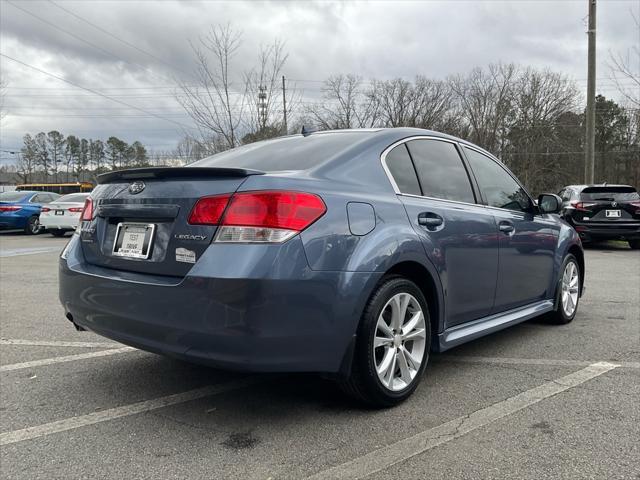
[
  {"x1": 580, "y1": 186, "x2": 639, "y2": 201},
  {"x1": 0, "y1": 192, "x2": 29, "y2": 202},
  {"x1": 191, "y1": 132, "x2": 370, "y2": 171},
  {"x1": 57, "y1": 194, "x2": 89, "y2": 203}
]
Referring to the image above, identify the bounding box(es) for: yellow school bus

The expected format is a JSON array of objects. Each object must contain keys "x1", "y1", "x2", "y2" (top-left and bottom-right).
[{"x1": 15, "y1": 182, "x2": 94, "y2": 195}]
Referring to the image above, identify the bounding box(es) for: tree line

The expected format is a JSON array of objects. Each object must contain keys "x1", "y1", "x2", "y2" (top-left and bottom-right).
[
  {"x1": 16, "y1": 133, "x2": 148, "y2": 183},
  {"x1": 176, "y1": 25, "x2": 639, "y2": 194}
]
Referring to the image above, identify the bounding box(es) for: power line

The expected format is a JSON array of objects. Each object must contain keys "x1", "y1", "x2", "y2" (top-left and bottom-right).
[
  {"x1": 47, "y1": 0, "x2": 187, "y2": 75},
  {"x1": 0, "y1": 53, "x2": 194, "y2": 130},
  {"x1": 5, "y1": 0, "x2": 155, "y2": 75}
]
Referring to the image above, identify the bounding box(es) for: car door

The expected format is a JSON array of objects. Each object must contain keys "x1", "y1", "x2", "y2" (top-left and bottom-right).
[
  {"x1": 383, "y1": 138, "x2": 499, "y2": 327},
  {"x1": 462, "y1": 146, "x2": 560, "y2": 312}
]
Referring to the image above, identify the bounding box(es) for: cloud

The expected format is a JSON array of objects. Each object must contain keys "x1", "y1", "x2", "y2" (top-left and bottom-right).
[{"x1": 1, "y1": 0, "x2": 637, "y2": 158}]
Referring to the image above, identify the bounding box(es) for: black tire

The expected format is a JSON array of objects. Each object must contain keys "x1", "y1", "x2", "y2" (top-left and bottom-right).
[
  {"x1": 547, "y1": 254, "x2": 580, "y2": 325},
  {"x1": 24, "y1": 216, "x2": 40, "y2": 235},
  {"x1": 628, "y1": 240, "x2": 640, "y2": 250},
  {"x1": 340, "y1": 276, "x2": 431, "y2": 408},
  {"x1": 49, "y1": 230, "x2": 67, "y2": 237}
]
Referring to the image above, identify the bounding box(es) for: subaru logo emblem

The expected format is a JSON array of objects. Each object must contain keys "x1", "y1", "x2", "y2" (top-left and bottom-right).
[
  {"x1": 128, "y1": 181, "x2": 145, "y2": 195},
  {"x1": 611, "y1": 201, "x2": 617, "y2": 207}
]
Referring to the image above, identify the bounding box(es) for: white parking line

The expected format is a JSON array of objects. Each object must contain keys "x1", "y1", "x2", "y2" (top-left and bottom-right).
[
  {"x1": 0, "y1": 347, "x2": 135, "y2": 372},
  {"x1": 306, "y1": 362, "x2": 619, "y2": 480},
  {"x1": 442, "y1": 355, "x2": 640, "y2": 370},
  {"x1": 0, "y1": 247, "x2": 62, "y2": 258},
  {"x1": 0, "y1": 376, "x2": 268, "y2": 446},
  {"x1": 1, "y1": 339, "x2": 121, "y2": 348}
]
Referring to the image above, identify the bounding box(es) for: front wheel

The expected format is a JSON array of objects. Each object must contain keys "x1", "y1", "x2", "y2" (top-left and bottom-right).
[
  {"x1": 548, "y1": 254, "x2": 581, "y2": 324},
  {"x1": 24, "y1": 216, "x2": 40, "y2": 235},
  {"x1": 341, "y1": 276, "x2": 431, "y2": 408}
]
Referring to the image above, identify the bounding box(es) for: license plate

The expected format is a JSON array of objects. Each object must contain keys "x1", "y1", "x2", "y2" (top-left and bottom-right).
[
  {"x1": 55, "y1": 210, "x2": 64, "y2": 215},
  {"x1": 605, "y1": 210, "x2": 621, "y2": 218},
  {"x1": 113, "y1": 223, "x2": 155, "y2": 259}
]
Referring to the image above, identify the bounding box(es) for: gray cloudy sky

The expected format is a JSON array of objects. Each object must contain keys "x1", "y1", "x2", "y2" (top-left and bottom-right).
[{"x1": 1, "y1": 0, "x2": 638, "y2": 162}]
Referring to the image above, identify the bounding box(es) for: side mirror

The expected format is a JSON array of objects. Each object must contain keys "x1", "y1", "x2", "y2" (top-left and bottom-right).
[{"x1": 537, "y1": 193, "x2": 562, "y2": 214}]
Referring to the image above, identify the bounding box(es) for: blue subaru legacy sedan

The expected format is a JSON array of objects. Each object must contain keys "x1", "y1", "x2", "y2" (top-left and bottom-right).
[{"x1": 59, "y1": 128, "x2": 584, "y2": 406}]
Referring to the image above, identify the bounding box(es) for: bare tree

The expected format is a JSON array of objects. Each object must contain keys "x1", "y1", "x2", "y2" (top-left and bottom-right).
[
  {"x1": 177, "y1": 24, "x2": 245, "y2": 149},
  {"x1": 449, "y1": 63, "x2": 518, "y2": 155},
  {"x1": 608, "y1": 11, "x2": 640, "y2": 107},
  {"x1": 307, "y1": 74, "x2": 379, "y2": 129},
  {"x1": 244, "y1": 40, "x2": 288, "y2": 134}
]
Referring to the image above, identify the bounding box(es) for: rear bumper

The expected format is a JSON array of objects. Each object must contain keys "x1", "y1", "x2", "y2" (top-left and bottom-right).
[
  {"x1": 59, "y1": 236, "x2": 380, "y2": 373},
  {"x1": 571, "y1": 222, "x2": 640, "y2": 241},
  {"x1": 40, "y1": 214, "x2": 79, "y2": 230}
]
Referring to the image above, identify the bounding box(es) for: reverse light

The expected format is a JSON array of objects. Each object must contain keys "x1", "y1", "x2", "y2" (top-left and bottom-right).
[
  {"x1": 80, "y1": 197, "x2": 94, "y2": 221},
  {"x1": 68, "y1": 207, "x2": 84, "y2": 213},
  {"x1": 0, "y1": 205, "x2": 22, "y2": 212},
  {"x1": 188, "y1": 190, "x2": 326, "y2": 243},
  {"x1": 571, "y1": 201, "x2": 596, "y2": 212}
]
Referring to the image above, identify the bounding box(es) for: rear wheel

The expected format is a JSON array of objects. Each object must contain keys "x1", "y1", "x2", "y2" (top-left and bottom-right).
[
  {"x1": 24, "y1": 216, "x2": 40, "y2": 235},
  {"x1": 341, "y1": 276, "x2": 431, "y2": 408},
  {"x1": 50, "y1": 230, "x2": 67, "y2": 237},
  {"x1": 628, "y1": 240, "x2": 640, "y2": 250},
  {"x1": 548, "y1": 254, "x2": 580, "y2": 324}
]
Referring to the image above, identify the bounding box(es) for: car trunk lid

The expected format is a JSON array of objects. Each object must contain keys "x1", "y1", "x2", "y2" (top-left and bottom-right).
[
  {"x1": 79, "y1": 167, "x2": 263, "y2": 277},
  {"x1": 575, "y1": 186, "x2": 640, "y2": 222}
]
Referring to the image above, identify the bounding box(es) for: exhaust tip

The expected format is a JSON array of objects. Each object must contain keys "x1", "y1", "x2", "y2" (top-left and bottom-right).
[{"x1": 65, "y1": 312, "x2": 86, "y2": 331}]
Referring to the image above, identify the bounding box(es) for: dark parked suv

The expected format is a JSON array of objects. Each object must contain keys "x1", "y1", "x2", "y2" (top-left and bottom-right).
[
  {"x1": 558, "y1": 184, "x2": 640, "y2": 249},
  {"x1": 60, "y1": 128, "x2": 584, "y2": 406}
]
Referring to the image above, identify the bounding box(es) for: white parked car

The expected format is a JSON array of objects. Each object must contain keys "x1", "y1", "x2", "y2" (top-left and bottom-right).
[{"x1": 39, "y1": 193, "x2": 91, "y2": 237}]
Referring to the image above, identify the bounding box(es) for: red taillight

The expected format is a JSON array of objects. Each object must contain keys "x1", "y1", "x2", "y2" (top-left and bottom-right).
[
  {"x1": 0, "y1": 205, "x2": 22, "y2": 212},
  {"x1": 188, "y1": 194, "x2": 231, "y2": 225},
  {"x1": 223, "y1": 191, "x2": 326, "y2": 230},
  {"x1": 188, "y1": 190, "x2": 326, "y2": 243},
  {"x1": 81, "y1": 198, "x2": 94, "y2": 221},
  {"x1": 571, "y1": 201, "x2": 596, "y2": 212},
  {"x1": 68, "y1": 207, "x2": 83, "y2": 213},
  {"x1": 41, "y1": 207, "x2": 51, "y2": 213}
]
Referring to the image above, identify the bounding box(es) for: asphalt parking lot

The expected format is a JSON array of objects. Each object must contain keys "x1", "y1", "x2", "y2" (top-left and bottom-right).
[{"x1": 0, "y1": 232, "x2": 638, "y2": 479}]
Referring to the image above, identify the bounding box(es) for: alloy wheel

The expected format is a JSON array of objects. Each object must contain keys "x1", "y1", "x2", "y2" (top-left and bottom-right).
[
  {"x1": 561, "y1": 261, "x2": 579, "y2": 317},
  {"x1": 373, "y1": 292, "x2": 427, "y2": 392}
]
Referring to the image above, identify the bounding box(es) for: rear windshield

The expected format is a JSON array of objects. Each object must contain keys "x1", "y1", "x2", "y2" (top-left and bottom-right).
[
  {"x1": 580, "y1": 186, "x2": 639, "y2": 201},
  {"x1": 191, "y1": 132, "x2": 369, "y2": 171},
  {"x1": 57, "y1": 194, "x2": 89, "y2": 203},
  {"x1": 0, "y1": 192, "x2": 28, "y2": 202}
]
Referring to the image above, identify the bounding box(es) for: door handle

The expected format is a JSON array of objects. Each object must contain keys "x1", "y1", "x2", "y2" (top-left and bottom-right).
[
  {"x1": 418, "y1": 212, "x2": 444, "y2": 228},
  {"x1": 498, "y1": 221, "x2": 515, "y2": 234}
]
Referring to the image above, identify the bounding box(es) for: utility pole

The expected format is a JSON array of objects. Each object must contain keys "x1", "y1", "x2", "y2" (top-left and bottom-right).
[
  {"x1": 282, "y1": 75, "x2": 288, "y2": 134},
  {"x1": 584, "y1": 0, "x2": 597, "y2": 184}
]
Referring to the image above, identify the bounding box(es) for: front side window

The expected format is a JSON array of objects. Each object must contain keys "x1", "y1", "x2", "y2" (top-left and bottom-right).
[
  {"x1": 463, "y1": 147, "x2": 531, "y2": 212},
  {"x1": 384, "y1": 144, "x2": 421, "y2": 196},
  {"x1": 405, "y1": 139, "x2": 475, "y2": 204}
]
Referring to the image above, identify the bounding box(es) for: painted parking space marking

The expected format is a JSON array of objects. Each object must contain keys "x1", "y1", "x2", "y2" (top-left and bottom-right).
[
  {"x1": 0, "y1": 376, "x2": 268, "y2": 446},
  {"x1": 442, "y1": 355, "x2": 640, "y2": 370},
  {"x1": 306, "y1": 362, "x2": 619, "y2": 480},
  {"x1": 0, "y1": 347, "x2": 135, "y2": 372},
  {"x1": 1, "y1": 339, "x2": 121, "y2": 348},
  {"x1": 0, "y1": 247, "x2": 62, "y2": 258}
]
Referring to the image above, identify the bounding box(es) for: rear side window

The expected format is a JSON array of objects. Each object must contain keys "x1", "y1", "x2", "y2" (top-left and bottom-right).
[
  {"x1": 192, "y1": 132, "x2": 369, "y2": 171},
  {"x1": 384, "y1": 144, "x2": 421, "y2": 196},
  {"x1": 405, "y1": 140, "x2": 475, "y2": 203},
  {"x1": 580, "y1": 186, "x2": 639, "y2": 201},
  {"x1": 463, "y1": 147, "x2": 531, "y2": 212}
]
